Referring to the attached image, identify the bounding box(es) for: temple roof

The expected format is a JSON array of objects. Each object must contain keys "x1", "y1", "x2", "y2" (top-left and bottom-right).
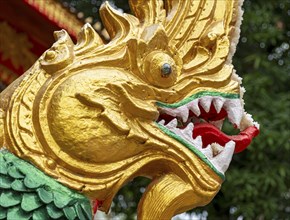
[
  {"x1": 23, "y1": 0, "x2": 84, "y2": 39},
  {"x1": 0, "y1": 0, "x2": 85, "y2": 89}
]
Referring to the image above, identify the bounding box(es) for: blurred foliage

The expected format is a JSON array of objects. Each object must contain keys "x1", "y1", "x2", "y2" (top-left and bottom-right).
[
  {"x1": 59, "y1": 0, "x2": 130, "y2": 24},
  {"x1": 62, "y1": 0, "x2": 289, "y2": 219}
]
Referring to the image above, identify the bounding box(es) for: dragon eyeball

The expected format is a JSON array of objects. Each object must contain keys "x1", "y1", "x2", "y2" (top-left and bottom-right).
[
  {"x1": 143, "y1": 51, "x2": 179, "y2": 88},
  {"x1": 161, "y1": 63, "x2": 172, "y2": 77}
]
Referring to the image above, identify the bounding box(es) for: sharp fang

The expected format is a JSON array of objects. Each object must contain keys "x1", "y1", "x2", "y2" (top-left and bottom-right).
[
  {"x1": 158, "y1": 120, "x2": 165, "y2": 125},
  {"x1": 199, "y1": 96, "x2": 212, "y2": 113},
  {"x1": 166, "y1": 118, "x2": 177, "y2": 129},
  {"x1": 201, "y1": 144, "x2": 213, "y2": 159},
  {"x1": 188, "y1": 99, "x2": 200, "y2": 116},
  {"x1": 177, "y1": 106, "x2": 189, "y2": 123},
  {"x1": 211, "y1": 143, "x2": 224, "y2": 156},
  {"x1": 239, "y1": 112, "x2": 260, "y2": 131},
  {"x1": 239, "y1": 113, "x2": 253, "y2": 131},
  {"x1": 224, "y1": 99, "x2": 243, "y2": 128},
  {"x1": 211, "y1": 141, "x2": 235, "y2": 174},
  {"x1": 192, "y1": 135, "x2": 202, "y2": 150},
  {"x1": 213, "y1": 98, "x2": 225, "y2": 113},
  {"x1": 253, "y1": 121, "x2": 260, "y2": 130},
  {"x1": 210, "y1": 119, "x2": 224, "y2": 130},
  {"x1": 179, "y1": 122, "x2": 194, "y2": 143},
  {"x1": 182, "y1": 122, "x2": 194, "y2": 137}
]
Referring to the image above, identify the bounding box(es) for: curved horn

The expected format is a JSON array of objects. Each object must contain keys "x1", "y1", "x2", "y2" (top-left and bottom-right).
[
  {"x1": 75, "y1": 23, "x2": 104, "y2": 55},
  {"x1": 165, "y1": 0, "x2": 243, "y2": 58},
  {"x1": 100, "y1": 2, "x2": 139, "y2": 42},
  {"x1": 129, "y1": 0, "x2": 166, "y2": 25}
]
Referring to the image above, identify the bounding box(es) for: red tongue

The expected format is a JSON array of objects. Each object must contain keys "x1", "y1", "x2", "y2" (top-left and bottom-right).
[{"x1": 192, "y1": 123, "x2": 259, "y2": 153}]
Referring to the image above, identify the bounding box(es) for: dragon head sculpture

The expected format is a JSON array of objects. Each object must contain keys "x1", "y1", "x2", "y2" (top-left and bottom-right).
[{"x1": 0, "y1": 0, "x2": 259, "y2": 219}]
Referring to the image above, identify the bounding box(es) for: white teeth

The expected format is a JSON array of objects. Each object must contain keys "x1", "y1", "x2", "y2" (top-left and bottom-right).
[
  {"x1": 175, "y1": 122, "x2": 194, "y2": 143},
  {"x1": 239, "y1": 112, "x2": 260, "y2": 131},
  {"x1": 199, "y1": 96, "x2": 212, "y2": 113},
  {"x1": 192, "y1": 135, "x2": 202, "y2": 150},
  {"x1": 201, "y1": 144, "x2": 213, "y2": 159},
  {"x1": 239, "y1": 113, "x2": 253, "y2": 131},
  {"x1": 158, "y1": 95, "x2": 249, "y2": 175},
  {"x1": 166, "y1": 119, "x2": 177, "y2": 129},
  {"x1": 211, "y1": 143, "x2": 224, "y2": 156},
  {"x1": 161, "y1": 118, "x2": 236, "y2": 174},
  {"x1": 183, "y1": 122, "x2": 194, "y2": 137},
  {"x1": 188, "y1": 99, "x2": 200, "y2": 116},
  {"x1": 209, "y1": 119, "x2": 224, "y2": 130},
  {"x1": 224, "y1": 99, "x2": 243, "y2": 128},
  {"x1": 160, "y1": 96, "x2": 245, "y2": 130},
  {"x1": 177, "y1": 106, "x2": 189, "y2": 122},
  {"x1": 253, "y1": 121, "x2": 260, "y2": 130},
  {"x1": 211, "y1": 141, "x2": 235, "y2": 174},
  {"x1": 160, "y1": 108, "x2": 177, "y2": 117},
  {"x1": 213, "y1": 97, "x2": 225, "y2": 113}
]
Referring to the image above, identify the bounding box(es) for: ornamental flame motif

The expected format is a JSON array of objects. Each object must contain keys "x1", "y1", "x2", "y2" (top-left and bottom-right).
[{"x1": 0, "y1": 0, "x2": 259, "y2": 219}]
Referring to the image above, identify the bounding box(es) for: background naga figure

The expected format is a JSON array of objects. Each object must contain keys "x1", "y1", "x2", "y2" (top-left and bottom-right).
[{"x1": 0, "y1": 0, "x2": 259, "y2": 219}]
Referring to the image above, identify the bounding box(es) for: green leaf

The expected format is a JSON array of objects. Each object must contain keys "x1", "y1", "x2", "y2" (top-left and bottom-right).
[
  {"x1": 11, "y1": 179, "x2": 31, "y2": 192},
  {"x1": 37, "y1": 187, "x2": 53, "y2": 204},
  {"x1": 0, "y1": 151, "x2": 92, "y2": 218},
  {"x1": 46, "y1": 203, "x2": 64, "y2": 219},
  {"x1": 53, "y1": 191, "x2": 72, "y2": 209},
  {"x1": 3, "y1": 153, "x2": 13, "y2": 163},
  {"x1": 0, "y1": 154, "x2": 5, "y2": 162},
  {"x1": 81, "y1": 202, "x2": 93, "y2": 219},
  {"x1": 7, "y1": 206, "x2": 32, "y2": 220},
  {"x1": 0, "y1": 191, "x2": 22, "y2": 207},
  {"x1": 0, "y1": 160, "x2": 8, "y2": 175},
  {"x1": 63, "y1": 206, "x2": 77, "y2": 220},
  {"x1": 21, "y1": 193, "x2": 43, "y2": 212},
  {"x1": 32, "y1": 207, "x2": 50, "y2": 220},
  {"x1": 7, "y1": 166, "x2": 25, "y2": 179},
  {"x1": 75, "y1": 203, "x2": 87, "y2": 220},
  {"x1": 0, "y1": 206, "x2": 7, "y2": 219},
  {"x1": 24, "y1": 175, "x2": 42, "y2": 189},
  {"x1": 0, "y1": 174, "x2": 13, "y2": 189}
]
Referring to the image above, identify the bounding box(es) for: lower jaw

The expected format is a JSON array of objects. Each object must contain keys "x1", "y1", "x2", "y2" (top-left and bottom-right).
[
  {"x1": 156, "y1": 122, "x2": 226, "y2": 180},
  {"x1": 155, "y1": 120, "x2": 259, "y2": 179}
]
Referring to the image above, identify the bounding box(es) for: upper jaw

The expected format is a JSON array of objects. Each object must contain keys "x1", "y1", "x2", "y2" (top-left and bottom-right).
[{"x1": 156, "y1": 92, "x2": 259, "y2": 176}]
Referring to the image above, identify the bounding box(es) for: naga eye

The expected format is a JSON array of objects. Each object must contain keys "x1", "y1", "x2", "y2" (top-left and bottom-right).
[
  {"x1": 143, "y1": 51, "x2": 180, "y2": 88},
  {"x1": 161, "y1": 63, "x2": 172, "y2": 77}
]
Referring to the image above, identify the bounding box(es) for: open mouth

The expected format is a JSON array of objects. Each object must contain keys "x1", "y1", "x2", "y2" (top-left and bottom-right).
[{"x1": 156, "y1": 92, "x2": 259, "y2": 176}]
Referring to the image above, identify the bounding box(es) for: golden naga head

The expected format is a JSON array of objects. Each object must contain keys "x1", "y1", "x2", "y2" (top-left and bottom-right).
[{"x1": 0, "y1": 0, "x2": 259, "y2": 219}]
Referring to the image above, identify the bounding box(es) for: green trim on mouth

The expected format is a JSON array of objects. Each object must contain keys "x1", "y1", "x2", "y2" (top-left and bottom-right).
[
  {"x1": 156, "y1": 123, "x2": 225, "y2": 180},
  {"x1": 156, "y1": 91, "x2": 239, "y2": 108}
]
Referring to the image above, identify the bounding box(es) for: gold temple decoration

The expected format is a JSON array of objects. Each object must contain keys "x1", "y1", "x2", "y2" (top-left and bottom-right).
[{"x1": 0, "y1": 0, "x2": 252, "y2": 219}]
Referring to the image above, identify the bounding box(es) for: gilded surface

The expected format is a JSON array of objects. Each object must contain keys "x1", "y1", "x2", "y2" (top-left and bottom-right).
[{"x1": 0, "y1": 0, "x2": 259, "y2": 219}]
